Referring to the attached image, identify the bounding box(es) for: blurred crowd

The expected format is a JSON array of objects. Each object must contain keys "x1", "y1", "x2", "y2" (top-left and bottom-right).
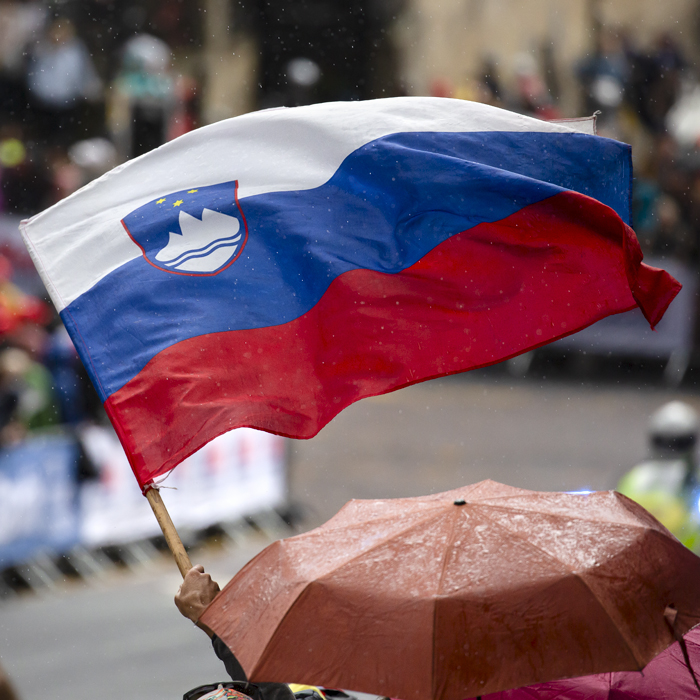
[
  {"x1": 436, "y1": 27, "x2": 700, "y2": 270},
  {"x1": 0, "y1": 1, "x2": 199, "y2": 218},
  {"x1": 0, "y1": 0, "x2": 200, "y2": 447},
  {"x1": 1, "y1": 2, "x2": 700, "y2": 445},
  {"x1": 0, "y1": 256, "x2": 104, "y2": 447}
]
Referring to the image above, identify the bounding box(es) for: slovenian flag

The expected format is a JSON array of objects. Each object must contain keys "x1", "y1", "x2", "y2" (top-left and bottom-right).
[{"x1": 21, "y1": 97, "x2": 680, "y2": 487}]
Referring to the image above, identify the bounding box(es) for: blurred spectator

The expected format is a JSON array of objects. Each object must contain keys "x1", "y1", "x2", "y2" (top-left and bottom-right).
[
  {"x1": 647, "y1": 194, "x2": 696, "y2": 262},
  {"x1": 477, "y1": 57, "x2": 503, "y2": 106},
  {"x1": 0, "y1": 0, "x2": 45, "y2": 122},
  {"x1": 512, "y1": 52, "x2": 560, "y2": 119},
  {"x1": 285, "y1": 57, "x2": 322, "y2": 108},
  {"x1": 631, "y1": 32, "x2": 686, "y2": 134},
  {"x1": 652, "y1": 134, "x2": 688, "y2": 199},
  {"x1": 0, "y1": 346, "x2": 58, "y2": 446},
  {"x1": 429, "y1": 76, "x2": 453, "y2": 99},
  {"x1": 576, "y1": 28, "x2": 630, "y2": 135},
  {"x1": 67, "y1": 137, "x2": 118, "y2": 188},
  {"x1": 109, "y1": 33, "x2": 174, "y2": 159},
  {"x1": 44, "y1": 145, "x2": 82, "y2": 206},
  {"x1": 666, "y1": 78, "x2": 700, "y2": 149},
  {"x1": 0, "y1": 122, "x2": 51, "y2": 215},
  {"x1": 618, "y1": 401, "x2": 700, "y2": 552},
  {"x1": 686, "y1": 172, "x2": 700, "y2": 252},
  {"x1": 45, "y1": 324, "x2": 86, "y2": 426},
  {"x1": 0, "y1": 253, "x2": 50, "y2": 334},
  {"x1": 453, "y1": 58, "x2": 503, "y2": 107},
  {"x1": 25, "y1": 17, "x2": 102, "y2": 146},
  {"x1": 168, "y1": 75, "x2": 201, "y2": 141},
  {"x1": 540, "y1": 43, "x2": 560, "y2": 105}
]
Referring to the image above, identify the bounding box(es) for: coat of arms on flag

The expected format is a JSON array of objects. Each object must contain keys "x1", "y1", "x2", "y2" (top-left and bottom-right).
[{"x1": 122, "y1": 180, "x2": 248, "y2": 275}]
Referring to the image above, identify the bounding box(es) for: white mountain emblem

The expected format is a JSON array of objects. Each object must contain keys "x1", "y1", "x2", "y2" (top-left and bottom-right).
[{"x1": 155, "y1": 208, "x2": 242, "y2": 273}]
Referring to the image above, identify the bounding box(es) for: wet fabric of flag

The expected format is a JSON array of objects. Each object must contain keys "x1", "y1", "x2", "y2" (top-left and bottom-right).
[{"x1": 20, "y1": 97, "x2": 681, "y2": 486}]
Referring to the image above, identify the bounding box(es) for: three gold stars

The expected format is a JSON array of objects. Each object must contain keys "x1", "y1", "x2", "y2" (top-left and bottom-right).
[{"x1": 155, "y1": 191, "x2": 198, "y2": 207}]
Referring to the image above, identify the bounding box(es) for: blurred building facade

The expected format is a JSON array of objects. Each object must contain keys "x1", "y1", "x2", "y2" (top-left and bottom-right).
[
  {"x1": 206, "y1": 0, "x2": 700, "y2": 118},
  {"x1": 8, "y1": 0, "x2": 697, "y2": 123},
  {"x1": 203, "y1": 0, "x2": 405, "y2": 119},
  {"x1": 394, "y1": 0, "x2": 700, "y2": 114}
]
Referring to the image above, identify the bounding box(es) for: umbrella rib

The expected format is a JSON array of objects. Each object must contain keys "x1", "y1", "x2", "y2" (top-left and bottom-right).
[
  {"x1": 472, "y1": 500, "x2": 654, "y2": 529},
  {"x1": 312, "y1": 504, "x2": 447, "y2": 533},
  {"x1": 251, "y1": 580, "x2": 320, "y2": 682},
  {"x1": 474, "y1": 509, "x2": 646, "y2": 670},
  {"x1": 431, "y1": 503, "x2": 464, "y2": 700}
]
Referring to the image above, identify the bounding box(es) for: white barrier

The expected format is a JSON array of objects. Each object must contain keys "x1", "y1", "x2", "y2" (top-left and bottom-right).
[{"x1": 79, "y1": 425, "x2": 287, "y2": 548}]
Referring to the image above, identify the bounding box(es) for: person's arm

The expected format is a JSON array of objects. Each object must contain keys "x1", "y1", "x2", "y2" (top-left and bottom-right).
[
  {"x1": 175, "y1": 564, "x2": 248, "y2": 681},
  {"x1": 174, "y1": 564, "x2": 220, "y2": 637},
  {"x1": 211, "y1": 635, "x2": 248, "y2": 682}
]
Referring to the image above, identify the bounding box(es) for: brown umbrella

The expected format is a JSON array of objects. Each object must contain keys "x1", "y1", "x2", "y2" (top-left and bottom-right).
[{"x1": 200, "y1": 480, "x2": 700, "y2": 700}]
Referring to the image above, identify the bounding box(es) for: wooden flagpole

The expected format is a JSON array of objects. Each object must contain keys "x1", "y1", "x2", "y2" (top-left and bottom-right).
[{"x1": 145, "y1": 486, "x2": 192, "y2": 578}]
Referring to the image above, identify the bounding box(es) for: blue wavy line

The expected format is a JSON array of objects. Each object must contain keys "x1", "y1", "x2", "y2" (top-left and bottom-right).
[
  {"x1": 170, "y1": 240, "x2": 240, "y2": 269},
  {"x1": 161, "y1": 233, "x2": 242, "y2": 266}
]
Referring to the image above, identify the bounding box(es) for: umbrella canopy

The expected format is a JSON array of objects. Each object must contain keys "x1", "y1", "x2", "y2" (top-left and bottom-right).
[
  {"x1": 200, "y1": 480, "x2": 700, "y2": 700},
  {"x1": 482, "y1": 624, "x2": 700, "y2": 699}
]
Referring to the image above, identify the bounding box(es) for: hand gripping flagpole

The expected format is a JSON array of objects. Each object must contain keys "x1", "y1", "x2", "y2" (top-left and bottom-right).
[{"x1": 143, "y1": 483, "x2": 192, "y2": 578}]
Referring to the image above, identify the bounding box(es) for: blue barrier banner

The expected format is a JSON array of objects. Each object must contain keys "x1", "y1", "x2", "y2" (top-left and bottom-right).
[
  {"x1": 0, "y1": 435, "x2": 79, "y2": 568},
  {"x1": 554, "y1": 258, "x2": 697, "y2": 357}
]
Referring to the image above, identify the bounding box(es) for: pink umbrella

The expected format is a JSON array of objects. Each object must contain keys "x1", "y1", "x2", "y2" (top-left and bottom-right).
[{"x1": 480, "y1": 624, "x2": 700, "y2": 699}]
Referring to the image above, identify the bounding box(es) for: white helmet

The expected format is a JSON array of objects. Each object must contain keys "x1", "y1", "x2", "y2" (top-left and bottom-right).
[{"x1": 649, "y1": 401, "x2": 698, "y2": 453}]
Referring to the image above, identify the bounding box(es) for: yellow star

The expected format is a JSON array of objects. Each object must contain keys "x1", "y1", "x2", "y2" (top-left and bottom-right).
[
  {"x1": 173, "y1": 199, "x2": 184, "y2": 207},
  {"x1": 156, "y1": 198, "x2": 166, "y2": 204},
  {"x1": 187, "y1": 189, "x2": 198, "y2": 194}
]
